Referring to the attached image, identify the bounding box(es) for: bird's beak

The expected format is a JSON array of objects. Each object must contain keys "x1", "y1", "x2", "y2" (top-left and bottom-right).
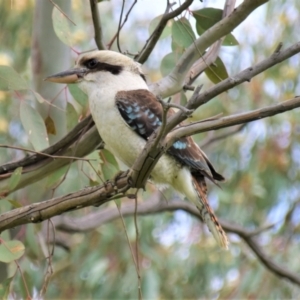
[{"x1": 45, "y1": 67, "x2": 87, "y2": 84}]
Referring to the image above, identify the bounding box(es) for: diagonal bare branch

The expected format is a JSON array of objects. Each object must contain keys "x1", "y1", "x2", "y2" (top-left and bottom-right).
[
  {"x1": 1, "y1": 40, "x2": 300, "y2": 196},
  {"x1": 0, "y1": 115, "x2": 94, "y2": 175},
  {"x1": 0, "y1": 123, "x2": 102, "y2": 196},
  {"x1": 168, "y1": 96, "x2": 300, "y2": 143},
  {"x1": 164, "y1": 41, "x2": 300, "y2": 134},
  {"x1": 1, "y1": 95, "x2": 300, "y2": 229},
  {"x1": 135, "y1": 0, "x2": 194, "y2": 64},
  {"x1": 185, "y1": 0, "x2": 236, "y2": 85},
  {"x1": 149, "y1": 0, "x2": 269, "y2": 97},
  {"x1": 107, "y1": 0, "x2": 138, "y2": 50},
  {"x1": 129, "y1": 41, "x2": 300, "y2": 188}
]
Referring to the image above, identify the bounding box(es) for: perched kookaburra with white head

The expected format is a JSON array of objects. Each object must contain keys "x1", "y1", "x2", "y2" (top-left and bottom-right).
[{"x1": 46, "y1": 50, "x2": 228, "y2": 249}]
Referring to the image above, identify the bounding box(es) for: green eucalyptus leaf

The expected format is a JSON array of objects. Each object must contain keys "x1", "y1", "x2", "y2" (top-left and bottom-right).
[
  {"x1": 0, "y1": 65, "x2": 28, "y2": 91},
  {"x1": 193, "y1": 8, "x2": 238, "y2": 46},
  {"x1": 8, "y1": 167, "x2": 23, "y2": 191},
  {"x1": 20, "y1": 102, "x2": 49, "y2": 151},
  {"x1": 193, "y1": 8, "x2": 224, "y2": 33},
  {"x1": 204, "y1": 56, "x2": 229, "y2": 84},
  {"x1": 171, "y1": 39, "x2": 185, "y2": 55},
  {"x1": 100, "y1": 149, "x2": 119, "y2": 180},
  {"x1": 68, "y1": 84, "x2": 88, "y2": 107},
  {"x1": 160, "y1": 53, "x2": 176, "y2": 77},
  {"x1": 142, "y1": 269, "x2": 160, "y2": 300},
  {"x1": 101, "y1": 149, "x2": 118, "y2": 168},
  {"x1": 0, "y1": 240, "x2": 25, "y2": 263},
  {"x1": 223, "y1": 33, "x2": 239, "y2": 46},
  {"x1": 7, "y1": 199, "x2": 23, "y2": 208},
  {"x1": 25, "y1": 223, "x2": 40, "y2": 258},
  {"x1": 66, "y1": 102, "x2": 78, "y2": 132},
  {"x1": 172, "y1": 17, "x2": 195, "y2": 49},
  {"x1": 45, "y1": 115, "x2": 56, "y2": 135},
  {"x1": 19, "y1": 271, "x2": 33, "y2": 300},
  {"x1": 149, "y1": 15, "x2": 172, "y2": 39},
  {"x1": 52, "y1": 6, "x2": 73, "y2": 46},
  {"x1": 46, "y1": 165, "x2": 68, "y2": 188},
  {"x1": 32, "y1": 91, "x2": 45, "y2": 103},
  {"x1": 0, "y1": 277, "x2": 13, "y2": 299}
]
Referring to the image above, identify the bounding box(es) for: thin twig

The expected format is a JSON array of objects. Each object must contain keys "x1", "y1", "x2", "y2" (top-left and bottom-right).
[
  {"x1": 40, "y1": 219, "x2": 55, "y2": 297},
  {"x1": 116, "y1": 0, "x2": 125, "y2": 52},
  {"x1": 1, "y1": 19, "x2": 298, "y2": 196},
  {"x1": 0, "y1": 115, "x2": 94, "y2": 175},
  {"x1": 183, "y1": 85, "x2": 195, "y2": 91},
  {"x1": 223, "y1": 219, "x2": 300, "y2": 286},
  {"x1": 163, "y1": 41, "x2": 300, "y2": 135},
  {"x1": 167, "y1": 96, "x2": 300, "y2": 144},
  {"x1": 15, "y1": 260, "x2": 32, "y2": 299},
  {"x1": 133, "y1": 192, "x2": 143, "y2": 300},
  {"x1": 199, "y1": 124, "x2": 246, "y2": 148},
  {"x1": 149, "y1": 0, "x2": 269, "y2": 97},
  {"x1": 247, "y1": 222, "x2": 278, "y2": 237},
  {"x1": 159, "y1": 101, "x2": 194, "y2": 116},
  {"x1": 186, "y1": 0, "x2": 236, "y2": 85},
  {"x1": 115, "y1": 201, "x2": 140, "y2": 281},
  {"x1": 111, "y1": 0, "x2": 138, "y2": 52},
  {"x1": 0, "y1": 144, "x2": 94, "y2": 164},
  {"x1": 89, "y1": 0, "x2": 106, "y2": 50},
  {"x1": 128, "y1": 96, "x2": 173, "y2": 189},
  {"x1": 48, "y1": 0, "x2": 76, "y2": 25},
  {"x1": 273, "y1": 42, "x2": 283, "y2": 54},
  {"x1": 2, "y1": 96, "x2": 300, "y2": 223},
  {"x1": 197, "y1": 113, "x2": 224, "y2": 123},
  {"x1": 135, "y1": 0, "x2": 193, "y2": 63}
]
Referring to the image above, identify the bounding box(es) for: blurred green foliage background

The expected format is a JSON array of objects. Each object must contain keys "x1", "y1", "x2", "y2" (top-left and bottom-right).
[{"x1": 0, "y1": 0, "x2": 300, "y2": 298}]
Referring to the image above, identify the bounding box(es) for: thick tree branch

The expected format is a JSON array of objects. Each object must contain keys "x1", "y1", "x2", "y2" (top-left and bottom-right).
[
  {"x1": 1, "y1": 41, "x2": 299, "y2": 196},
  {"x1": 129, "y1": 40, "x2": 300, "y2": 187},
  {"x1": 89, "y1": 0, "x2": 106, "y2": 50},
  {"x1": 0, "y1": 115, "x2": 94, "y2": 175},
  {"x1": 0, "y1": 174, "x2": 130, "y2": 232},
  {"x1": 135, "y1": 0, "x2": 194, "y2": 64},
  {"x1": 0, "y1": 0, "x2": 276, "y2": 197},
  {"x1": 168, "y1": 96, "x2": 300, "y2": 143},
  {"x1": 149, "y1": 0, "x2": 269, "y2": 97},
  {"x1": 190, "y1": 42, "x2": 300, "y2": 109},
  {"x1": 223, "y1": 220, "x2": 300, "y2": 286},
  {"x1": 1, "y1": 94, "x2": 300, "y2": 287},
  {"x1": 1, "y1": 96, "x2": 300, "y2": 230},
  {"x1": 185, "y1": 0, "x2": 236, "y2": 85},
  {"x1": 164, "y1": 41, "x2": 300, "y2": 135},
  {"x1": 0, "y1": 122, "x2": 102, "y2": 196}
]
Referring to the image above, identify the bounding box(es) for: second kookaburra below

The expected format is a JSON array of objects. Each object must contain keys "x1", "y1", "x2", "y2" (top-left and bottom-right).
[{"x1": 46, "y1": 50, "x2": 228, "y2": 249}]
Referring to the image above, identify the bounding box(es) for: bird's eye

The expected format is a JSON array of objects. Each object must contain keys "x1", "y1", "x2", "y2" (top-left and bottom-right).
[{"x1": 86, "y1": 59, "x2": 98, "y2": 69}]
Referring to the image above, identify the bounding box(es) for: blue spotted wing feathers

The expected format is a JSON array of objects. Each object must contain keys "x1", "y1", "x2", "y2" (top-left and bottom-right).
[{"x1": 115, "y1": 89, "x2": 224, "y2": 182}]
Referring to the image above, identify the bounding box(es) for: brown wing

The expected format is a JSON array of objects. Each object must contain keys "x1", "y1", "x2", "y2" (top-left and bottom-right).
[{"x1": 115, "y1": 89, "x2": 224, "y2": 181}]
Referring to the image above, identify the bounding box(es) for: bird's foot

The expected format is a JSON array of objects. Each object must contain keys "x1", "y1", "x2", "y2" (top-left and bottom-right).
[{"x1": 111, "y1": 170, "x2": 129, "y2": 190}]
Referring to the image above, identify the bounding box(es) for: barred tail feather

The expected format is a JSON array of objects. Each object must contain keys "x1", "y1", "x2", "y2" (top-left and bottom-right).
[{"x1": 192, "y1": 174, "x2": 229, "y2": 250}]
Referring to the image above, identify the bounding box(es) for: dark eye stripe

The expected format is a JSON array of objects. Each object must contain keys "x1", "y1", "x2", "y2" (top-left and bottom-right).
[
  {"x1": 85, "y1": 59, "x2": 98, "y2": 69},
  {"x1": 83, "y1": 59, "x2": 123, "y2": 75}
]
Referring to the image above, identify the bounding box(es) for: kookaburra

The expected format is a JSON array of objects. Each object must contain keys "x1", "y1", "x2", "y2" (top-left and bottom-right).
[{"x1": 46, "y1": 50, "x2": 228, "y2": 249}]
